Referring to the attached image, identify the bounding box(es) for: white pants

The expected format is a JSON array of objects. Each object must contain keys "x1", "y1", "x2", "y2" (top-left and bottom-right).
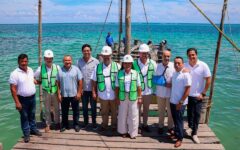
[
  {"x1": 157, "y1": 96, "x2": 173, "y2": 129},
  {"x1": 117, "y1": 95, "x2": 139, "y2": 138},
  {"x1": 43, "y1": 90, "x2": 60, "y2": 126}
]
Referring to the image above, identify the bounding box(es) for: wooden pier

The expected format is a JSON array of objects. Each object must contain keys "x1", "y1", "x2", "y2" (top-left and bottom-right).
[{"x1": 12, "y1": 104, "x2": 224, "y2": 150}]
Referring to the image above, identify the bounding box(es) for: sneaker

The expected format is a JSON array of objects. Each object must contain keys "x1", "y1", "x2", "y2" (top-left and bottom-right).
[
  {"x1": 192, "y1": 135, "x2": 200, "y2": 144},
  {"x1": 74, "y1": 125, "x2": 80, "y2": 132},
  {"x1": 24, "y1": 136, "x2": 30, "y2": 143},
  {"x1": 185, "y1": 128, "x2": 192, "y2": 136},
  {"x1": 30, "y1": 130, "x2": 42, "y2": 136},
  {"x1": 142, "y1": 125, "x2": 151, "y2": 132},
  {"x1": 158, "y1": 127, "x2": 164, "y2": 135}
]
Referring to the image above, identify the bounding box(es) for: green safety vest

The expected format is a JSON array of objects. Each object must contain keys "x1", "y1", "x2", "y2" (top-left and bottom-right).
[
  {"x1": 41, "y1": 64, "x2": 58, "y2": 94},
  {"x1": 133, "y1": 59, "x2": 154, "y2": 91},
  {"x1": 97, "y1": 62, "x2": 118, "y2": 92},
  {"x1": 118, "y1": 70, "x2": 138, "y2": 101}
]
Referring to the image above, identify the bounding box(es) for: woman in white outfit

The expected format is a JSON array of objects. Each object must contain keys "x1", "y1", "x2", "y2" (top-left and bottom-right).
[{"x1": 115, "y1": 55, "x2": 142, "y2": 139}]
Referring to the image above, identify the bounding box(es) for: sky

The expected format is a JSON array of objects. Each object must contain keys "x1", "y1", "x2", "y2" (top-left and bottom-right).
[{"x1": 0, "y1": 0, "x2": 239, "y2": 24}]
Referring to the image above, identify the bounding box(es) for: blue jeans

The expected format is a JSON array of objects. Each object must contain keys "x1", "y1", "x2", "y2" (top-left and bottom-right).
[
  {"x1": 170, "y1": 103, "x2": 186, "y2": 141},
  {"x1": 18, "y1": 95, "x2": 37, "y2": 137},
  {"x1": 82, "y1": 91, "x2": 97, "y2": 125},
  {"x1": 61, "y1": 97, "x2": 79, "y2": 128},
  {"x1": 187, "y1": 96, "x2": 203, "y2": 135}
]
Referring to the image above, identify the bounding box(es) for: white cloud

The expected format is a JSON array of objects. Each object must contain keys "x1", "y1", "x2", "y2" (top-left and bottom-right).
[{"x1": 0, "y1": 0, "x2": 239, "y2": 24}]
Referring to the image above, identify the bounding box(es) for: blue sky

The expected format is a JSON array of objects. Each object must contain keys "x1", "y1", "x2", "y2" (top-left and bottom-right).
[{"x1": 0, "y1": 0, "x2": 239, "y2": 24}]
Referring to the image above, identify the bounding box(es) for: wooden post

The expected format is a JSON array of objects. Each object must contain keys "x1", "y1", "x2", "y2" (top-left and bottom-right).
[
  {"x1": 118, "y1": 0, "x2": 123, "y2": 61},
  {"x1": 189, "y1": 0, "x2": 239, "y2": 52},
  {"x1": 125, "y1": 0, "x2": 131, "y2": 54},
  {"x1": 38, "y1": 0, "x2": 43, "y2": 120},
  {"x1": 205, "y1": 0, "x2": 228, "y2": 124}
]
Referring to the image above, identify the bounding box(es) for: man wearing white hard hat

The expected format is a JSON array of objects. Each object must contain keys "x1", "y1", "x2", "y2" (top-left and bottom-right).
[
  {"x1": 91, "y1": 46, "x2": 120, "y2": 131},
  {"x1": 34, "y1": 49, "x2": 60, "y2": 132},
  {"x1": 115, "y1": 55, "x2": 142, "y2": 139},
  {"x1": 132, "y1": 44, "x2": 157, "y2": 132}
]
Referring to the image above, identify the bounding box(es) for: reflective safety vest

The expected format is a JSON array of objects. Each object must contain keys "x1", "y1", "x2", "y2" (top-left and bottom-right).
[
  {"x1": 118, "y1": 70, "x2": 138, "y2": 101},
  {"x1": 133, "y1": 59, "x2": 154, "y2": 91},
  {"x1": 97, "y1": 62, "x2": 118, "y2": 92},
  {"x1": 41, "y1": 64, "x2": 58, "y2": 94}
]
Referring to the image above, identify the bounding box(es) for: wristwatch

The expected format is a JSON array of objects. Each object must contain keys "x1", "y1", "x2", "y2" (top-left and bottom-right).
[
  {"x1": 201, "y1": 93, "x2": 206, "y2": 97},
  {"x1": 179, "y1": 100, "x2": 184, "y2": 104}
]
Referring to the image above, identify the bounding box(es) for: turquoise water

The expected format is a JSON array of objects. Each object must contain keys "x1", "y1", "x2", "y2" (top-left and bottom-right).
[{"x1": 0, "y1": 23, "x2": 239, "y2": 150}]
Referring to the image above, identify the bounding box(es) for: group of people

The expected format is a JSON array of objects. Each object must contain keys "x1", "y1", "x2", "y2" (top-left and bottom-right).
[{"x1": 9, "y1": 43, "x2": 211, "y2": 148}]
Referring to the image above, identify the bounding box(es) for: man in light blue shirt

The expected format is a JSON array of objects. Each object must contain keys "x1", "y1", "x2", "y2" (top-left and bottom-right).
[{"x1": 57, "y1": 55, "x2": 83, "y2": 132}]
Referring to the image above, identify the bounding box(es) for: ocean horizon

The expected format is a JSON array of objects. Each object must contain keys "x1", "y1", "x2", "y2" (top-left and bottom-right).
[{"x1": 0, "y1": 23, "x2": 239, "y2": 150}]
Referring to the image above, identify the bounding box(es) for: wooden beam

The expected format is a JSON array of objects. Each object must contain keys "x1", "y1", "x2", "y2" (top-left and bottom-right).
[
  {"x1": 125, "y1": 0, "x2": 131, "y2": 54},
  {"x1": 206, "y1": 0, "x2": 228, "y2": 124}
]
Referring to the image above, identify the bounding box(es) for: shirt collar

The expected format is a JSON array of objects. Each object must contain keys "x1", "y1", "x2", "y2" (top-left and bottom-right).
[
  {"x1": 17, "y1": 67, "x2": 29, "y2": 73},
  {"x1": 138, "y1": 58, "x2": 149, "y2": 66},
  {"x1": 82, "y1": 56, "x2": 94, "y2": 64},
  {"x1": 63, "y1": 66, "x2": 72, "y2": 72}
]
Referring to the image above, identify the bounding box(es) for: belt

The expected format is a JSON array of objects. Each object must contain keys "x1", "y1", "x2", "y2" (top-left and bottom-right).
[{"x1": 17, "y1": 94, "x2": 35, "y2": 99}]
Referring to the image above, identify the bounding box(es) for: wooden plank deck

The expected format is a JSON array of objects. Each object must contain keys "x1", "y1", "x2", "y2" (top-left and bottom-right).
[{"x1": 12, "y1": 116, "x2": 224, "y2": 150}]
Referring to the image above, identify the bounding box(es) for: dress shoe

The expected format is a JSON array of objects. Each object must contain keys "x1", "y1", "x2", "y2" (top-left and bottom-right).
[
  {"x1": 74, "y1": 125, "x2": 80, "y2": 132},
  {"x1": 98, "y1": 126, "x2": 106, "y2": 132},
  {"x1": 60, "y1": 127, "x2": 66, "y2": 132},
  {"x1": 30, "y1": 130, "x2": 42, "y2": 136},
  {"x1": 158, "y1": 127, "x2": 164, "y2": 135},
  {"x1": 142, "y1": 125, "x2": 151, "y2": 132},
  {"x1": 24, "y1": 136, "x2": 30, "y2": 143},
  {"x1": 174, "y1": 140, "x2": 182, "y2": 148}
]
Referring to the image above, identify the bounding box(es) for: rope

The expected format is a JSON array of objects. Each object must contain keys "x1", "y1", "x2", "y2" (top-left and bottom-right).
[
  {"x1": 141, "y1": 0, "x2": 152, "y2": 42},
  {"x1": 226, "y1": 9, "x2": 240, "y2": 71},
  {"x1": 94, "y1": 0, "x2": 113, "y2": 53}
]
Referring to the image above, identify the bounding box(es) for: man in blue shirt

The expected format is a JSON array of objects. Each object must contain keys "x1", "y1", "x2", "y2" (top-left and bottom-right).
[
  {"x1": 106, "y1": 32, "x2": 114, "y2": 47},
  {"x1": 57, "y1": 55, "x2": 83, "y2": 132}
]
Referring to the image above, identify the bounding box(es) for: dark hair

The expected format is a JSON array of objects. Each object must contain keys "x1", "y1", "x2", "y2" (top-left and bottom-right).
[
  {"x1": 174, "y1": 56, "x2": 184, "y2": 63},
  {"x1": 187, "y1": 48, "x2": 198, "y2": 55},
  {"x1": 18, "y1": 54, "x2": 28, "y2": 62},
  {"x1": 82, "y1": 44, "x2": 92, "y2": 51}
]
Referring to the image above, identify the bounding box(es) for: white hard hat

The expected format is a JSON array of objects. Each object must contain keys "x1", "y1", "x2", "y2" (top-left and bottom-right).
[
  {"x1": 139, "y1": 44, "x2": 150, "y2": 53},
  {"x1": 44, "y1": 49, "x2": 54, "y2": 58},
  {"x1": 122, "y1": 54, "x2": 134, "y2": 63},
  {"x1": 101, "y1": 46, "x2": 112, "y2": 55}
]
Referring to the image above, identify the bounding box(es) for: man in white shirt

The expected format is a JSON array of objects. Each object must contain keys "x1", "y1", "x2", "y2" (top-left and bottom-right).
[
  {"x1": 91, "y1": 46, "x2": 120, "y2": 131},
  {"x1": 185, "y1": 48, "x2": 211, "y2": 144},
  {"x1": 34, "y1": 49, "x2": 60, "y2": 132},
  {"x1": 155, "y1": 50, "x2": 174, "y2": 135},
  {"x1": 133, "y1": 43, "x2": 157, "y2": 132},
  {"x1": 9, "y1": 54, "x2": 42, "y2": 143},
  {"x1": 170, "y1": 56, "x2": 191, "y2": 148}
]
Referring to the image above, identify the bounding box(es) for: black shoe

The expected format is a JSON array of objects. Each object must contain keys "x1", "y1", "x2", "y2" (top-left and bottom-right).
[
  {"x1": 142, "y1": 125, "x2": 151, "y2": 132},
  {"x1": 158, "y1": 127, "x2": 164, "y2": 135},
  {"x1": 54, "y1": 123, "x2": 61, "y2": 130},
  {"x1": 92, "y1": 124, "x2": 98, "y2": 130},
  {"x1": 30, "y1": 130, "x2": 42, "y2": 136},
  {"x1": 24, "y1": 136, "x2": 30, "y2": 143},
  {"x1": 60, "y1": 127, "x2": 66, "y2": 132},
  {"x1": 98, "y1": 126, "x2": 106, "y2": 132},
  {"x1": 75, "y1": 125, "x2": 80, "y2": 132}
]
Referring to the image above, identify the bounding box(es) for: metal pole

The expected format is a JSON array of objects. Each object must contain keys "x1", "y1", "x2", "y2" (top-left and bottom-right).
[
  {"x1": 189, "y1": 0, "x2": 239, "y2": 52},
  {"x1": 38, "y1": 0, "x2": 43, "y2": 120},
  {"x1": 205, "y1": 0, "x2": 228, "y2": 124},
  {"x1": 125, "y1": 0, "x2": 131, "y2": 54}
]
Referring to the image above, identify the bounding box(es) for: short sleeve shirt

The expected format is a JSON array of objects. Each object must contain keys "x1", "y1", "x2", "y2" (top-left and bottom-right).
[
  {"x1": 185, "y1": 60, "x2": 211, "y2": 97},
  {"x1": 77, "y1": 57, "x2": 99, "y2": 91},
  {"x1": 170, "y1": 69, "x2": 192, "y2": 105},
  {"x1": 9, "y1": 67, "x2": 36, "y2": 97},
  {"x1": 57, "y1": 65, "x2": 83, "y2": 97}
]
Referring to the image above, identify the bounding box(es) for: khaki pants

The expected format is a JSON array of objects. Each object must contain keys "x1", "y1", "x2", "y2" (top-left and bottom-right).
[
  {"x1": 139, "y1": 94, "x2": 153, "y2": 126},
  {"x1": 42, "y1": 90, "x2": 60, "y2": 126},
  {"x1": 157, "y1": 96, "x2": 173, "y2": 129},
  {"x1": 99, "y1": 98, "x2": 117, "y2": 129}
]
